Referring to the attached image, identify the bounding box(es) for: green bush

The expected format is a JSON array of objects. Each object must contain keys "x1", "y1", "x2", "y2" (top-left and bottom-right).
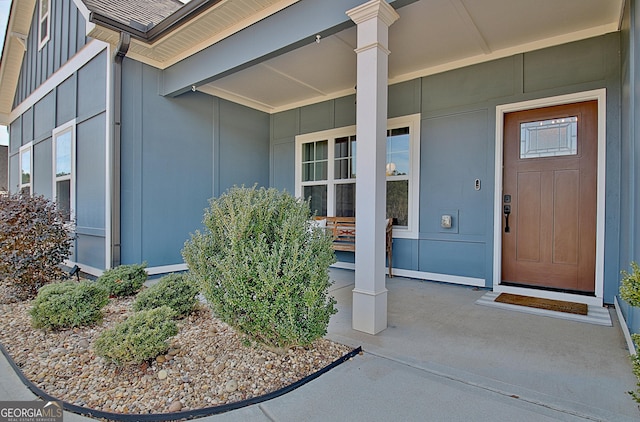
[
  {"x1": 620, "y1": 262, "x2": 640, "y2": 402},
  {"x1": 630, "y1": 334, "x2": 640, "y2": 403},
  {"x1": 94, "y1": 306, "x2": 178, "y2": 365},
  {"x1": 133, "y1": 273, "x2": 199, "y2": 317},
  {"x1": 182, "y1": 186, "x2": 337, "y2": 349},
  {"x1": 96, "y1": 263, "x2": 147, "y2": 297},
  {"x1": 30, "y1": 281, "x2": 109, "y2": 330},
  {"x1": 0, "y1": 193, "x2": 75, "y2": 299},
  {"x1": 620, "y1": 262, "x2": 640, "y2": 308}
]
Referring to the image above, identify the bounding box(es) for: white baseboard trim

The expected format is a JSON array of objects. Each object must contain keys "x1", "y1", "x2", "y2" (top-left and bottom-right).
[
  {"x1": 392, "y1": 268, "x2": 485, "y2": 287},
  {"x1": 614, "y1": 296, "x2": 637, "y2": 355},
  {"x1": 146, "y1": 263, "x2": 188, "y2": 276},
  {"x1": 330, "y1": 262, "x2": 355, "y2": 271},
  {"x1": 329, "y1": 263, "x2": 485, "y2": 287},
  {"x1": 65, "y1": 261, "x2": 189, "y2": 277},
  {"x1": 64, "y1": 260, "x2": 103, "y2": 277}
]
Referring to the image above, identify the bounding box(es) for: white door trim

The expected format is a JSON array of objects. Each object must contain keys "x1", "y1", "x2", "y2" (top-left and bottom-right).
[{"x1": 493, "y1": 89, "x2": 606, "y2": 306}]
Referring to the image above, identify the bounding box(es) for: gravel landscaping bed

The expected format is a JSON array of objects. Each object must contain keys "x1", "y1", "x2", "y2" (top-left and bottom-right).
[{"x1": 0, "y1": 289, "x2": 352, "y2": 415}]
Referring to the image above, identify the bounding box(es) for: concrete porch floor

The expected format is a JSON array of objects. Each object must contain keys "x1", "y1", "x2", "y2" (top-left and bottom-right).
[
  {"x1": 323, "y1": 268, "x2": 639, "y2": 421},
  {"x1": 1, "y1": 268, "x2": 638, "y2": 421}
]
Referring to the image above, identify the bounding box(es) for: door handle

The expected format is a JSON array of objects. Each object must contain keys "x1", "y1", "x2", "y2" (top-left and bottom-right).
[{"x1": 503, "y1": 204, "x2": 511, "y2": 233}]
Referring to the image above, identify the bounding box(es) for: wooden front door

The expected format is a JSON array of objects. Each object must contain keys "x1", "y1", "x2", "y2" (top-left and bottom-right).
[{"x1": 502, "y1": 101, "x2": 597, "y2": 293}]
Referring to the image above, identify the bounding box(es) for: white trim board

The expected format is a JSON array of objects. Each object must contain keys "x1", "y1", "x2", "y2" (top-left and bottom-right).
[
  {"x1": 146, "y1": 263, "x2": 188, "y2": 276},
  {"x1": 5, "y1": 40, "x2": 109, "y2": 125},
  {"x1": 614, "y1": 296, "x2": 637, "y2": 355},
  {"x1": 493, "y1": 89, "x2": 607, "y2": 307},
  {"x1": 329, "y1": 263, "x2": 485, "y2": 287}
]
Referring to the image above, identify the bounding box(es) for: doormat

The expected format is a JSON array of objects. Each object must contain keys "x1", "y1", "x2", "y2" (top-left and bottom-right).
[{"x1": 494, "y1": 293, "x2": 588, "y2": 315}]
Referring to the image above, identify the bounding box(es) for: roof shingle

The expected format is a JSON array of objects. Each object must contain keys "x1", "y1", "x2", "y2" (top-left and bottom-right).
[{"x1": 82, "y1": 0, "x2": 185, "y2": 29}]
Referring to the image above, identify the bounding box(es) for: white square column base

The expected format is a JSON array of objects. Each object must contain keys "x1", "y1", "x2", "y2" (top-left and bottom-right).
[{"x1": 352, "y1": 287, "x2": 388, "y2": 334}]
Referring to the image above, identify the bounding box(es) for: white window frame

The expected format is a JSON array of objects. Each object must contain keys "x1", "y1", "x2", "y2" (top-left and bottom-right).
[
  {"x1": 295, "y1": 113, "x2": 421, "y2": 239},
  {"x1": 52, "y1": 120, "x2": 76, "y2": 222},
  {"x1": 19, "y1": 143, "x2": 33, "y2": 195},
  {"x1": 38, "y1": 0, "x2": 51, "y2": 50}
]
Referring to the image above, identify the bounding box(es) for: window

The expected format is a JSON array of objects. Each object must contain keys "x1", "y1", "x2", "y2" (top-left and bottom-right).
[
  {"x1": 38, "y1": 0, "x2": 50, "y2": 50},
  {"x1": 19, "y1": 144, "x2": 33, "y2": 195},
  {"x1": 295, "y1": 114, "x2": 420, "y2": 238},
  {"x1": 520, "y1": 116, "x2": 578, "y2": 159},
  {"x1": 52, "y1": 121, "x2": 75, "y2": 222}
]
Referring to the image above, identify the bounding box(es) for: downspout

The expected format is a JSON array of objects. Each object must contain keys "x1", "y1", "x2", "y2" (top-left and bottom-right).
[{"x1": 111, "y1": 32, "x2": 130, "y2": 268}]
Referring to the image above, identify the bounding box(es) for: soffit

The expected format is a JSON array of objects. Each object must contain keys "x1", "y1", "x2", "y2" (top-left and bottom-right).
[
  {"x1": 199, "y1": 0, "x2": 624, "y2": 113},
  {"x1": 86, "y1": 0, "x2": 299, "y2": 69},
  {"x1": 0, "y1": 0, "x2": 36, "y2": 120}
]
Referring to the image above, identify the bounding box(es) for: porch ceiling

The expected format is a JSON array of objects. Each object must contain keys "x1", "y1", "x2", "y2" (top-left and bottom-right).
[{"x1": 197, "y1": 0, "x2": 623, "y2": 114}]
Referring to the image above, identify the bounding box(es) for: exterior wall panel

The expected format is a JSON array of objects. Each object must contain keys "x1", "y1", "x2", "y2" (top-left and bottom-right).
[
  {"x1": 524, "y1": 37, "x2": 607, "y2": 93},
  {"x1": 22, "y1": 108, "x2": 33, "y2": 147},
  {"x1": 9, "y1": 117, "x2": 21, "y2": 154},
  {"x1": 33, "y1": 139, "x2": 52, "y2": 199},
  {"x1": 271, "y1": 141, "x2": 295, "y2": 194},
  {"x1": 334, "y1": 95, "x2": 357, "y2": 128},
  {"x1": 121, "y1": 60, "x2": 247, "y2": 268},
  {"x1": 422, "y1": 57, "x2": 516, "y2": 112},
  {"x1": 76, "y1": 113, "x2": 106, "y2": 233},
  {"x1": 300, "y1": 102, "x2": 334, "y2": 134},
  {"x1": 76, "y1": 234, "x2": 106, "y2": 270},
  {"x1": 389, "y1": 79, "x2": 421, "y2": 119},
  {"x1": 217, "y1": 99, "x2": 270, "y2": 193},
  {"x1": 8, "y1": 154, "x2": 18, "y2": 193},
  {"x1": 272, "y1": 109, "x2": 298, "y2": 140},
  {"x1": 77, "y1": 52, "x2": 107, "y2": 121},
  {"x1": 390, "y1": 238, "x2": 419, "y2": 272},
  {"x1": 420, "y1": 110, "x2": 488, "y2": 238},
  {"x1": 56, "y1": 75, "x2": 76, "y2": 126},
  {"x1": 418, "y1": 240, "x2": 485, "y2": 279},
  {"x1": 33, "y1": 92, "x2": 55, "y2": 141}
]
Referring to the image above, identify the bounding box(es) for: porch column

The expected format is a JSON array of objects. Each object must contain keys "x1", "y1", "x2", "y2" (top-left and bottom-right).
[{"x1": 347, "y1": 0, "x2": 399, "y2": 334}]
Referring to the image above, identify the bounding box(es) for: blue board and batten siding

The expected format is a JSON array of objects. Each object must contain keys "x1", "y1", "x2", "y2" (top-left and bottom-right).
[
  {"x1": 7, "y1": 0, "x2": 106, "y2": 271},
  {"x1": 13, "y1": 0, "x2": 88, "y2": 107},
  {"x1": 119, "y1": 60, "x2": 270, "y2": 268},
  {"x1": 619, "y1": 0, "x2": 640, "y2": 334},
  {"x1": 270, "y1": 33, "x2": 622, "y2": 302}
]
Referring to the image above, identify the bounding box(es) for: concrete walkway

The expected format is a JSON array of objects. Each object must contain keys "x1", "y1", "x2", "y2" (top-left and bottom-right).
[{"x1": 1, "y1": 269, "x2": 639, "y2": 421}]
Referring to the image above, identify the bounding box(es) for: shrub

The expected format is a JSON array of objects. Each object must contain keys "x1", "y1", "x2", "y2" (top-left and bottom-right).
[
  {"x1": 182, "y1": 186, "x2": 337, "y2": 349},
  {"x1": 620, "y1": 262, "x2": 640, "y2": 308},
  {"x1": 0, "y1": 193, "x2": 75, "y2": 299},
  {"x1": 30, "y1": 281, "x2": 109, "y2": 330},
  {"x1": 94, "y1": 306, "x2": 178, "y2": 365},
  {"x1": 620, "y1": 262, "x2": 640, "y2": 402},
  {"x1": 133, "y1": 273, "x2": 199, "y2": 317},
  {"x1": 96, "y1": 263, "x2": 147, "y2": 297},
  {"x1": 629, "y1": 334, "x2": 640, "y2": 403}
]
